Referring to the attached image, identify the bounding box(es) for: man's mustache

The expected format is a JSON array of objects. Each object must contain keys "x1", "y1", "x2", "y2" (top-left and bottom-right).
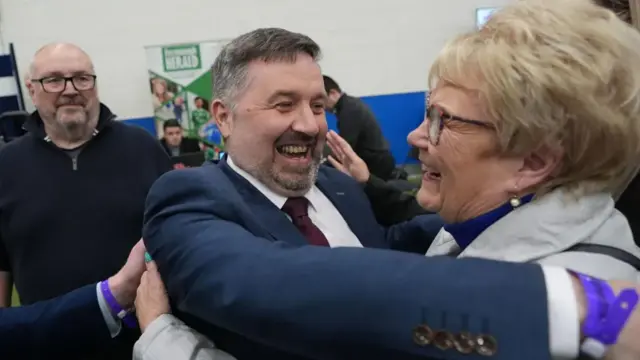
[
  {"x1": 275, "y1": 132, "x2": 316, "y2": 146},
  {"x1": 56, "y1": 96, "x2": 86, "y2": 107}
]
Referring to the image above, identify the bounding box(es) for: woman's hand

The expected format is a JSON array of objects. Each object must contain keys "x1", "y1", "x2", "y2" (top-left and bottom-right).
[
  {"x1": 326, "y1": 131, "x2": 370, "y2": 183},
  {"x1": 134, "y1": 259, "x2": 170, "y2": 332}
]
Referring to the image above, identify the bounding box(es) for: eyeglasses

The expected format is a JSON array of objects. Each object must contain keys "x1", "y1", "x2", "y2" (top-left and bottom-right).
[
  {"x1": 425, "y1": 104, "x2": 494, "y2": 145},
  {"x1": 31, "y1": 75, "x2": 97, "y2": 93}
]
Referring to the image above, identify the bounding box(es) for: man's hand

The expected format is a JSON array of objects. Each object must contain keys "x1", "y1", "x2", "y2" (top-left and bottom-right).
[
  {"x1": 135, "y1": 260, "x2": 170, "y2": 332},
  {"x1": 108, "y1": 240, "x2": 146, "y2": 308},
  {"x1": 326, "y1": 130, "x2": 370, "y2": 183}
]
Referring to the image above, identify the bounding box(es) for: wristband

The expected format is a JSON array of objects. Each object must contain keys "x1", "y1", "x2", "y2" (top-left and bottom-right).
[
  {"x1": 100, "y1": 280, "x2": 137, "y2": 328},
  {"x1": 575, "y1": 273, "x2": 638, "y2": 359}
]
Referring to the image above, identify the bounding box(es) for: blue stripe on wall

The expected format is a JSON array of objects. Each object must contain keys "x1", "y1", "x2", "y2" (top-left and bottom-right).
[
  {"x1": 122, "y1": 91, "x2": 426, "y2": 165},
  {"x1": 0, "y1": 95, "x2": 20, "y2": 113},
  {"x1": 0, "y1": 55, "x2": 13, "y2": 78}
]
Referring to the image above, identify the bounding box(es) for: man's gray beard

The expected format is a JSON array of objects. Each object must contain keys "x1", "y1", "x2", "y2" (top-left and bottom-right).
[
  {"x1": 271, "y1": 160, "x2": 320, "y2": 194},
  {"x1": 53, "y1": 112, "x2": 94, "y2": 143}
]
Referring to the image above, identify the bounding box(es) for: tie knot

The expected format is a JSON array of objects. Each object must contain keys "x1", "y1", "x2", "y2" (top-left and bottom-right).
[{"x1": 282, "y1": 197, "x2": 310, "y2": 218}]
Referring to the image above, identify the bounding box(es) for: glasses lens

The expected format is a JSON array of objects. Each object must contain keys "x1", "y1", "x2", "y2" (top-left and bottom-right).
[
  {"x1": 42, "y1": 78, "x2": 65, "y2": 92},
  {"x1": 72, "y1": 75, "x2": 95, "y2": 91},
  {"x1": 428, "y1": 106, "x2": 440, "y2": 143}
]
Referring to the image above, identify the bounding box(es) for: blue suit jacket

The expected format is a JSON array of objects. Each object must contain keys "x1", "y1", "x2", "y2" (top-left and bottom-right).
[
  {"x1": 144, "y1": 161, "x2": 551, "y2": 360},
  {"x1": 0, "y1": 284, "x2": 112, "y2": 359}
]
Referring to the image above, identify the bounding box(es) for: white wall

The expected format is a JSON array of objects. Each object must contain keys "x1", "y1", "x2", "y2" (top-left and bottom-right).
[{"x1": 0, "y1": 0, "x2": 513, "y2": 119}]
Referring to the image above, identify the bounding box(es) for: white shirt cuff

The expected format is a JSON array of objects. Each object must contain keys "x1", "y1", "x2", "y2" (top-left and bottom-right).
[
  {"x1": 542, "y1": 266, "x2": 580, "y2": 359},
  {"x1": 96, "y1": 282, "x2": 122, "y2": 338}
]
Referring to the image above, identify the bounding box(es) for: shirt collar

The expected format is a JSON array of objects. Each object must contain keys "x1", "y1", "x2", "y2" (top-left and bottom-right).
[
  {"x1": 227, "y1": 156, "x2": 316, "y2": 210},
  {"x1": 444, "y1": 194, "x2": 535, "y2": 251}
]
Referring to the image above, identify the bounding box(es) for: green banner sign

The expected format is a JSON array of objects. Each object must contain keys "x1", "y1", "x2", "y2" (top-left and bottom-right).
[{"x1": 162, "y1": 44, "x2": 202, "y2": 72}]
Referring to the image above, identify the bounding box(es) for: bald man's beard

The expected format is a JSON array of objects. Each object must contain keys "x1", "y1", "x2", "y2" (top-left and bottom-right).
[{"x1": 52, "y1": 104, "x2": 97, "y2": 143}]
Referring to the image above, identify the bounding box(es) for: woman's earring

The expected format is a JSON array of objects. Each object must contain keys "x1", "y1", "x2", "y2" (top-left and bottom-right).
[{"x1": 509, "y1": 195, "x2": 521, "y2": 208}]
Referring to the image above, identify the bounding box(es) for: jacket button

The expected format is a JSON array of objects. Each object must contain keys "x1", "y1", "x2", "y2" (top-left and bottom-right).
[
  {"x1": 475, "y1": 334, "x2": 498, "y2": 356},
  {"x1": 453, "y1": 332, "x2": 475, "y2": 354},
  {"x1": 433, "y1": 330, "x2": 454, "y2": 350},
  {"x1": 412, "y1": 325, "x2": 434, "y2": 346}
]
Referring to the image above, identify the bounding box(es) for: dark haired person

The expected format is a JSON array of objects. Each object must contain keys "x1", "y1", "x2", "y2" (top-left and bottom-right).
[
  {"x1": 323, "y1": 75, "x2": 396, "y2": 180},
  {"x1": 160, "y1": 119, "x2": 201, "y2": 157}
]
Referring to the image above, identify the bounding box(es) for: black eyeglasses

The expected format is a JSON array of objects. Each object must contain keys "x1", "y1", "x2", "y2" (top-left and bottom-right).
[
  {"x1": 31, "y1": 75, "x2": 97, "y2": 93},
  {"x1": 425, "y1": 104, "x2": 494, "y2": 145}
]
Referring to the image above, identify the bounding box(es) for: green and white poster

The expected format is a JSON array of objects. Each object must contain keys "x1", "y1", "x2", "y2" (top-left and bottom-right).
[{"x1": 145, "y1": 40, "x2": 226, "y2": 156}]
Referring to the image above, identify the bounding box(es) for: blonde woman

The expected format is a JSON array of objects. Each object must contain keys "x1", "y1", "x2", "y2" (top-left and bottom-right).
[{"x1": 329, "y1": 0, "x2": 640, "y2": 281}]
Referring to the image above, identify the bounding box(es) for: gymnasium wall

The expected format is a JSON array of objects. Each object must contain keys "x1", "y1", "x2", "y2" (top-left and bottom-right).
[{"x1": 0, "y1": 0, "x2": 513, "y2": 162}]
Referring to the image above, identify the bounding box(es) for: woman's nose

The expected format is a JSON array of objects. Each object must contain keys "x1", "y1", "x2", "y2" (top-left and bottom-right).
[{"x1": 407, "y1": 124, "x2": 429, "y2": 149}]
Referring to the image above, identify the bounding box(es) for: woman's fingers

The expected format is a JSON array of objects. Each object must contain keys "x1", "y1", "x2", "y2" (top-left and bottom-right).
[{"x1": 327, "y1": 155, "x2": 347, "y2": 173}]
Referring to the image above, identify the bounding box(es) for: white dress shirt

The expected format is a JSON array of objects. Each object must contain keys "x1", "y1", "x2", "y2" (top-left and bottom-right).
[
  {"x1": 227, "y1": 157, "x2": 362, "y2": 248},
  {"x1": 97, "y1": 282, "x2": 122, "y2": 337}
]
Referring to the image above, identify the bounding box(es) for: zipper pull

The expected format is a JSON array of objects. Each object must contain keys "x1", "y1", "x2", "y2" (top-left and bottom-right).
[{"x1": 72, "y1": 157, "x2": 78, "y2": 171}]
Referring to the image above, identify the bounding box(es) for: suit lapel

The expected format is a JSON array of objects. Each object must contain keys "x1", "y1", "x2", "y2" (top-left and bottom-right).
[
  {"x1": 218, "y1": 160, "x2": 308, "y2": 247},
  {"x1": 315, "y1": 171, "x2": 374, "y2": 246}
]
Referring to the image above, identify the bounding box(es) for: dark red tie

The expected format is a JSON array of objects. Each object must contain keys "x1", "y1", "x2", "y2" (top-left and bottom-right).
[{"x1": 281, "y1": 197, "x2": 330, "y2": 246}]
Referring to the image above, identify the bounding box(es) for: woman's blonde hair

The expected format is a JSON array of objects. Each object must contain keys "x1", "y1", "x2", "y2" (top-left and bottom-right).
[{"x1": 429, "y1": 0, "x2": 640, "y2": 196}]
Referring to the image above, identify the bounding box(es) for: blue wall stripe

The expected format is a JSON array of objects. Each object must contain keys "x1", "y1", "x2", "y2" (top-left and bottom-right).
[
  {"x1": 0, "y1": 55, "x2": 13, "y2": 78},
  {"x1": 123, "y1": 91, "x2": 426, "y2": 165},
  {"x1": 0, "y1": 95, "x2": 20, "y2": 114}
]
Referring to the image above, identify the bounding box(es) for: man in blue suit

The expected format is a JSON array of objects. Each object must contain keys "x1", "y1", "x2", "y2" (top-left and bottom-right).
[
  {"x1": 142, "y1": 28, "x2": 640, "y2": 359},
  {"x1": 0, "y1": 241, "x2": 145, "y2": 359},
  {"x1": 143, "y1": 28, "x2": 442, "y2": 359}
]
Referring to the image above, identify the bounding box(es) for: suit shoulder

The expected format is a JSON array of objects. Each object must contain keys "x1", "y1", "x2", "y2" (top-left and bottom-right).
[
  {"x1": 152, "y1": 164, "x2": 227, "y2": 193},
  {"x1": 319, "y1": 165, "x2": 363, "y2": 188}
]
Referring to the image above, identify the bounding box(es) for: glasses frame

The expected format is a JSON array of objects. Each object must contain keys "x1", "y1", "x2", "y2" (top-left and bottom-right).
[
  {"x1": 31, "y1": 74, "x2": 97, "y2": 93},
  {"x1": 425, "y1": 104, "x2": 494, "y2": 145}
]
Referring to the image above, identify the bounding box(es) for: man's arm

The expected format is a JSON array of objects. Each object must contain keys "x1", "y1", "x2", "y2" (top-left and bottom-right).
[
  {"x1": 1, "y1": 284, "x2": 115, "y2": 358},
  {"x1": 0, "y1": 241, "x2": 144, "y2": 357},
  {"x1": 365, "y1": 174, "x2": 431, "y2": 226},
  {"x1": 143, "y1": 170, "x2": 557, "y2": 360},
  {"x1": 336, "y1": 105, "x2": 364, "y2": 149}
]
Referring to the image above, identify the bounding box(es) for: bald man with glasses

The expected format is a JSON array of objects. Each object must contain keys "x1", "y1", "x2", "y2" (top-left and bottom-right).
[{"x1": 0, "y1": 43, "x2": 172, "y2": 360}]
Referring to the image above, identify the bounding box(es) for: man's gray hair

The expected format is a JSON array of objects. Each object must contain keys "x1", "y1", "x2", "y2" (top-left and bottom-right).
[{"x1": 211, "y1": 28, "x2": 322, "y2": 106}]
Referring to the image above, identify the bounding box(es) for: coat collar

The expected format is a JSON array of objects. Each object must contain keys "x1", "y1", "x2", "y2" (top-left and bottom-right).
[{"x1": 428, "y1": 189, "x2": 634, "y2": 262}]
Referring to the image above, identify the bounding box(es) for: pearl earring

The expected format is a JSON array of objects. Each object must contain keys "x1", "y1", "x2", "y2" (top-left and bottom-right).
[{"x1": 509, "y1": 196, "x2": 521, "y2": 208}]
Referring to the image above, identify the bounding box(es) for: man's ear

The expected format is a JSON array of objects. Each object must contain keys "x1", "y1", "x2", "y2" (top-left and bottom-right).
[
  {"x1": 516, "y1": 146, "x2": 563, "y2": 190},
  {"x1": 211, "y1": 99, "x2": 232, "y2": 138},
  {"x1": 25, "y1": 78, "x2": 36, "y2": 99}
]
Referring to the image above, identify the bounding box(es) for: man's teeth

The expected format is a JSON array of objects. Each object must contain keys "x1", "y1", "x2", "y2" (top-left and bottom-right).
[{"x1": 280, "y1": 145, "x2": 309, "y2": 155}]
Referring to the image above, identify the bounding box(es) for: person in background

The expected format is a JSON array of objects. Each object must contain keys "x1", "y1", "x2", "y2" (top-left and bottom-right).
[
  {"x1": 323, "y1": 75, "x2": 396, "y2": 180},
  {"x1": 0, "y1": 43, "x2": 173, "y2": 360},
  {"x1": 191, "y1": 96, "x2": 211, "y2": 134},
  {"x1": 133, "y1": 256, "x2": 236, "y2": 360},
  {"x1": 0, "y1": 241, "x2": 146, "y2": 359},
  {"x1": 173, "y1": 96, "x2": 185, "y2": 124},
  {"x1": 160, "y1": 119, "x2": 201, "y2": 157}
]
